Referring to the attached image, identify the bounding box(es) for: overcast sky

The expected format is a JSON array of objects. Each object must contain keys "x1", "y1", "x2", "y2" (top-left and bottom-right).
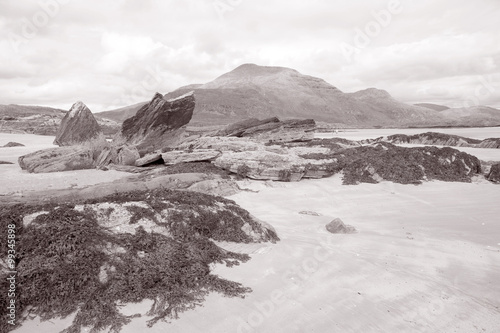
[{"x1": 1, "y1": 0, "x2": 499, "y2": 112}]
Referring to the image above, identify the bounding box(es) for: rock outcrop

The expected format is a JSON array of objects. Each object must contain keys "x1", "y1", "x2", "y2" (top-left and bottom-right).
[
  {"x1": 53, "y1": 101, "x2": 102, "y2": 146},
  {"x1": 121, "y1": 91, "x2": 195, "y2": 154},
  {"x1": 326, "y1": 218, "x2": 357, "y2": 234},
  {"x1": 18, "y1": 147, "x2": 94, "y2": 173},
  {"x1": 486, "y1": 164, "x2": 500, "y2": 183}
]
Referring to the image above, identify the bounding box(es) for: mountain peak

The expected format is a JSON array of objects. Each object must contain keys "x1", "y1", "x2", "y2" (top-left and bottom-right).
[
  {"x1": 200, "y1": 63, "x2": 334, "y2": 92},
  {"x1": 230, "y1": 63, "x2": 298, "y2": 76},
  {"x1": 349, "y1": 88, "x2": 392, "y2": 100}
]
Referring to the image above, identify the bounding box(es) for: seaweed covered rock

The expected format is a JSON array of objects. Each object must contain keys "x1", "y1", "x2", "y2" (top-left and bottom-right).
[
  {"x1": 486, "y1": 163, "x2": 500, "y2": 183},
  {"x1": 0, "y1": 189, "x2": 278, "y2": 333},
  {"x1": 369, "y1": 132, "x2": 500, "y2": 149},
  {"x1": 54, "y1": 101, "x2": 102, "y2": 146},
  {"x1": 121, "y1": 92, "x2": 195, "y2": 154},
  {"x1": 300, "y1": 143, "x2": 481, "y2": 185},
  {"x1": 18, "y1": 147, "x2": 94, "y2": 173}
]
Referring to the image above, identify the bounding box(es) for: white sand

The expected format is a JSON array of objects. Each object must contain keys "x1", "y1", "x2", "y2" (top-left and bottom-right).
[
  {"x1": 13, "y1": 176, "x2": 500, "y2": 333},
  {"x1": 4, "y1": 131, "x2": 500, "y2": 333}
]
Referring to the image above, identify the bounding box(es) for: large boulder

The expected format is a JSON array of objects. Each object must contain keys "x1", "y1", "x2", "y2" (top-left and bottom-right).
[
  {"x1": 486, "y1": 164, "x2": 500, "y2": 183},
  {"x1": 116, "y1": 146, "x2": 140, "y2": 166},
  {"x1": 121, "y1": 91, "x2": 195, "y2": 154},
  {"x1": 18, "y1": 147, "x2": 94, "y2": 173},
  {"x1": 54, "y1": 101, "x2": 102, "y2": 146}
]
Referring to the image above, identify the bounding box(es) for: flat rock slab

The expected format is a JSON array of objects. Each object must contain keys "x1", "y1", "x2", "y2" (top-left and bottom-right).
[
  {"x1": 214, "y1": 150, "x2": 306, "y2": 181},
  {"x1": 18, "y1": 147, "x2": 94, "y2": 173}
]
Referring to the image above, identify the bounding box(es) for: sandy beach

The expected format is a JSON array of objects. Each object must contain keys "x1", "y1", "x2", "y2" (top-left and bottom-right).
[{"x1": 3, "y1": 131, "x2": 500, "y2": 333}]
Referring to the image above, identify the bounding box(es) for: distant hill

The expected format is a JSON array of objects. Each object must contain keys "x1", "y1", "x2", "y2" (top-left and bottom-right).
[
  {"x1": 94, "y1": 101, "x2": 148, "y2": 123},
  {"x1": 0, "y1": 104, "x2": 66, "y2": 135},
  {"x1": 0, "y1": 104, "x2": 120, "y2": 136},
  {"x1": 439, "y1": 106, "x2": 500, "y2": 127},
  {"x1": 0, "y1": 104, "x2": 66, "y2": 117},
  {"x1": 414, "y1": 103, "x2": 450, "y2": 111}
]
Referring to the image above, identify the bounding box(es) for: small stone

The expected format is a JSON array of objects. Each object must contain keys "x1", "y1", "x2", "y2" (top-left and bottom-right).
[{"x1": 326, "y1": 218, "x2": 357, "y2": 234}]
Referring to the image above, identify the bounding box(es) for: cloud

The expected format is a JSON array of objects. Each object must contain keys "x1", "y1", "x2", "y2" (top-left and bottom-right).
[{"x1": 0, "y1": 0, "x2": 499, "y2": 110}]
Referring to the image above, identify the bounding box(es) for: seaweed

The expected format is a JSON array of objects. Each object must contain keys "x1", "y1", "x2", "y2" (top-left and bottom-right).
[{"x1": 0, "y1": 188, "x2": 277, "y2": 333}]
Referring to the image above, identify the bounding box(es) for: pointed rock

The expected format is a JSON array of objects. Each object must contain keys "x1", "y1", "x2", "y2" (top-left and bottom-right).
[
  {"x1": 54, "y1": 101, "x2": 102, "y2": 146},
  {"x1": 121, "y1": 91, "x2": 195, "y2": 154}
]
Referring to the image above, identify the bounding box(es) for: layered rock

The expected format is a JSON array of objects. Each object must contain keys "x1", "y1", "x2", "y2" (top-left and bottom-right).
[
  {"x1": 18, "y1": 147, "x2": 93, "y2": 173},
  {"x1": 215, "y1": 117, "x2": 316, "y2": 143},
  {"x1": 486, "y1": 164, "x2": 500, "y2": 183},
  {"x1": 54, "y1": 101, "x2": 102, "y2": 146},
  {"x1": 121, "y1": 91, "x2": 195, "y2": 154},
  {"x1": 214, "y1": 150, "x2": 309, "y2": 181},
  {"x1": 162, "y1": 149, "x2": 221, "y2": 165}
]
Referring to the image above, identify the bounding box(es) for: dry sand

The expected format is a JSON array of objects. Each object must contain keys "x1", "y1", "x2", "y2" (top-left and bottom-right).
[{"x1": 3, "y1": 131, "x2": 500, "y2": 333}]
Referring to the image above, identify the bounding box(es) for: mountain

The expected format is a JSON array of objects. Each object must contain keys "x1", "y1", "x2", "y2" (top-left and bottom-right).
[
  {"x1": 89, "y1": 64, "x2": 500, "y2": 128},
  {"x1": 414, "y1": 103, "x2": 450, "y2": 111},
  {"x1": 163, "y1": 64, "x2": 448, "y2": 127},
  {"x1": 95, "y1": 101, "x2": 148, "y2": 123},
  {"x1": 439, "y1": 106, "x2": 500, "y2": 127}
]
